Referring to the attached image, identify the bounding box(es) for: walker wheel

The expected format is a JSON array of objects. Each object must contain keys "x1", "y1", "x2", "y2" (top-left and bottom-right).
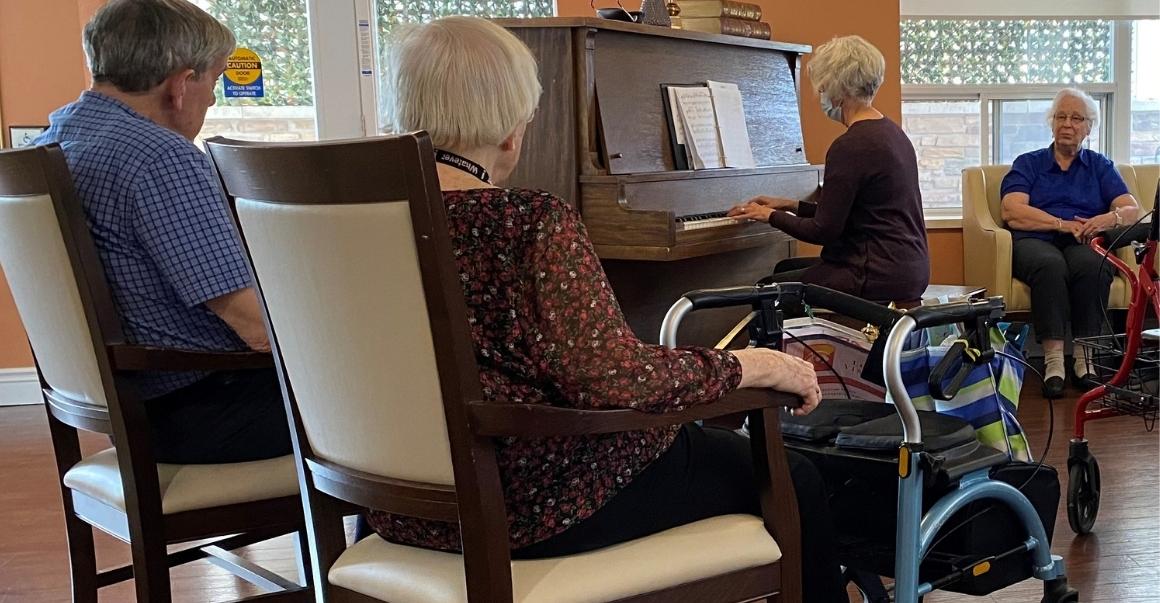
[
  {"x1": 1041, "y1": 576, "x2": 1080, "y2": 602},
  {"x1": 1043, "y1": 590, "x2": 1080, "y2": 603},
  {"x1": 1067, "y1": 456, "x2": 1101, "y2": 534}
]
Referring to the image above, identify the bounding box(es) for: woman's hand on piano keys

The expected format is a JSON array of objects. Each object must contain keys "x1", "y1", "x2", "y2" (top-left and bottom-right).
[
  {"x1": 730, "y1": 348, "x2": 821, "y2": 416},
  {"x1": 727, "y1": 196, "x2": 798, "y2": 224}
]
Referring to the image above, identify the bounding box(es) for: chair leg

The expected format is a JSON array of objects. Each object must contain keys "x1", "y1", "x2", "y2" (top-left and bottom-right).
[
  {"x1": 294, "y1": 527, "x2": 313, "y2": 588},
  {"x1": 130, "y1": 528, "x2": 172, "y2": 602},
  {"x1": 62, "y1": 512, "x2": 98, "y2": 603}
]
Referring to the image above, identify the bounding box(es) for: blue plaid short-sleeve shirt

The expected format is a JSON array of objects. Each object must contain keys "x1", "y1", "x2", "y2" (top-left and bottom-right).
[{"x1": 37, "y1": 92, "x2": 252, "y2": 398}]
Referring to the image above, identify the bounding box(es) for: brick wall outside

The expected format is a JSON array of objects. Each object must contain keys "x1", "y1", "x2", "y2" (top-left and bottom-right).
[
  {"x1": 195, "y1": 105, "x2": 317, "y2": 146},
  {"x1": 903, "y1": 101, "x2": 984, "y2": 209},
  {"x1": 1130, "y1": 102, "x2": 1160, "y2": 164}
]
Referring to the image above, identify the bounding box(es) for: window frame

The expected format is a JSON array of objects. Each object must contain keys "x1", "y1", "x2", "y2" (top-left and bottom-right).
[{"x1": 309, "y1": 0, "x2": 558, "y2": 139}]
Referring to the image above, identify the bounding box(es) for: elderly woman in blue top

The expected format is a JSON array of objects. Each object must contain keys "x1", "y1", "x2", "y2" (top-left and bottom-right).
[{"x1": 1000, "y1": 88, "x2": 1141, "y2": 398}]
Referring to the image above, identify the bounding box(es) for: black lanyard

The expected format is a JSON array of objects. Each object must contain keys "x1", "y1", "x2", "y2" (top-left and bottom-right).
[{"x1": 434, "y1": 149, "x2": 491, "y2": 184}]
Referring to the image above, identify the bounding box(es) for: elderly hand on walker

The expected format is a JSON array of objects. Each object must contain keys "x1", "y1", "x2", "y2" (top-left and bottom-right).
[{"x1": 730, "y1": 347, "x2": 822, "y2": 416}]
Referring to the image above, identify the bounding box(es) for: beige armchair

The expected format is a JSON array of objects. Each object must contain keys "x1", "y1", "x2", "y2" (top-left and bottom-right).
[{"x1": 962, "y1": 164, "x2": 1158, "y2": 313}]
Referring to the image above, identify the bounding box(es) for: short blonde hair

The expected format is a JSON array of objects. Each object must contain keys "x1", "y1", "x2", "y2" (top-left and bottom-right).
[
  {"x1": 1047, "y1": 88, "x2": 1099, "y2": 128},
  {"x1": 382, "y1": 17, "x2": 541, "y2": 150},
  {"x1": 807, "y1": 35, "x2": 885, "y2": 103}
]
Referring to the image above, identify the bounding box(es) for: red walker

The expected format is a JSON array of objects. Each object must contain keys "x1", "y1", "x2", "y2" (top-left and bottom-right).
[{"x1": 1066, "y1": 195, "x2": 1159, "y2": 535}]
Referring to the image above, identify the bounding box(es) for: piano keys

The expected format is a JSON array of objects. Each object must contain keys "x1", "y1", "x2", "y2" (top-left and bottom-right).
[{"x1": 676, "y1": 212, "x2": 738, "y2": 232}]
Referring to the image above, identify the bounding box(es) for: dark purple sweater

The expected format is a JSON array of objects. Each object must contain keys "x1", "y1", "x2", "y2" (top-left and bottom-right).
[{"x1": 770, "y1": 117, "x2": 930, "y2": 302}]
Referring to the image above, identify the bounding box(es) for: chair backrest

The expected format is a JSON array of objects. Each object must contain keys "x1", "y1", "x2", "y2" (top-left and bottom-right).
[
  {"x1": 1115, "y1": 164, "x2": 1159, "y2": 270},
  {"x1": 967, "y1": 164, "x2": 1012, "y2": 227},
  {"x1": 1126, "y1": 164, "x2": 1159, "y2": 214},
  {"x1": 0, "y1": 146, "x2": 120, "y2": 408},
  {"x1": 206, "y1": 134, "x2": 482, "y2": 487}
]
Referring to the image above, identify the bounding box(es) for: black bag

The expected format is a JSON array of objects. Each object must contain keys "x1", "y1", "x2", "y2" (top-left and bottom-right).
[
  {"x1": 783, "y1": 399, "x2": 1059, "y2": 595},
  {"x1": 825, "y1": 457, "x2": 1059, "y2": 595}
]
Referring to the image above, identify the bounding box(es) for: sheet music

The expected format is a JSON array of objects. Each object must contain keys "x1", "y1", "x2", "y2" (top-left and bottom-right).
[
  {"x1": 666, "y1": 87, "x2": 693, "y2": 168},
  {"x1": 706, "y1": 81, "x2": 756, "y2": 168},
  {"x1": 672, "y1": 86, "x2": 723, "y2": 169}
]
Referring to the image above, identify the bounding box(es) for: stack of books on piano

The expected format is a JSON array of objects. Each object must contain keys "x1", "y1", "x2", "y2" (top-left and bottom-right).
[{"x1": 676, "y1": 1, "x2": 771, "y2": 40}]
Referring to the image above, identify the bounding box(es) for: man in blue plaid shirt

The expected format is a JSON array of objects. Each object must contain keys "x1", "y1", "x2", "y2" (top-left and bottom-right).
[{"x1": 37, "y1": 0, "x2": 289, "y2": 464}]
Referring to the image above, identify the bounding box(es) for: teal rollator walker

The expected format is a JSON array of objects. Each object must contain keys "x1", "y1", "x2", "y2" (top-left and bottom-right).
[{"x1": 660, "y1": 283, "x2": 1078, "y2": 602}]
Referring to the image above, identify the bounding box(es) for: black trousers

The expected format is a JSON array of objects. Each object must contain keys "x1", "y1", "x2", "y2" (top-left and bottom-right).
[
  {"x1": 512, "y1": 423, "x2": 847, "y2": 603},
  {"x1": 1012, "y1": 226, "x2": 1147, "y2": 342},
  {"x1": 145, "y1": 369, "x2": 293, "y2": 464},
  {"x1": 758, "y1": 256, "x2": 823, "y2": 285}
]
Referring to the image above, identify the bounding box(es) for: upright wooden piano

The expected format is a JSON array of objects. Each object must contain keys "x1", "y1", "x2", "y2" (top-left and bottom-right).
[{"x1": 496, "y1": 18, "x2": 820, "y2": 346}]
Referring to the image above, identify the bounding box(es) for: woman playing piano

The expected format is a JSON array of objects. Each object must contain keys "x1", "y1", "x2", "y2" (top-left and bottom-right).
[
  {"x1": 370, "y1": 16, "x2": 847, "y2": 602},
  {"x1": 729, "y1": 35, "x2": 930, "y2": 304}
]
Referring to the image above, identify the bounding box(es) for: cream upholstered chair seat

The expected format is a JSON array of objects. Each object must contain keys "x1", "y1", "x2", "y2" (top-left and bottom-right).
[
  {"x1": 963, "y1": 163, "x2": 1158, "y2": 313},
  {"x1": 329, "y1": 514, "x2": 781, "y2": 603},
  {"x1": 63, "y1": 449, "x2": 298, "y2": 515}
]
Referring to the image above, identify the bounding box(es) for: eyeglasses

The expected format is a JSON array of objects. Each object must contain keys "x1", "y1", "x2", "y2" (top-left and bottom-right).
[{"x1": 1053, "y1": 114, "x2": 1088, "y2": 125}]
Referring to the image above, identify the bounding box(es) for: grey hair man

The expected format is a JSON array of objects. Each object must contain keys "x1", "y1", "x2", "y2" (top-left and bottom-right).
[{"x1": 36, "y1": 0, "x2": 290, "y2": 464}]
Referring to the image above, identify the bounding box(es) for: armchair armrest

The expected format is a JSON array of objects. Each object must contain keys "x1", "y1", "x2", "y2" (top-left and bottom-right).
[
  {"x1": 108, "y1": 344, "x2": 274, "y2": 371},
  {"x1": 468, "y1": 388, "x2": 800, "y2": 438},
  {"x1": 468, "y1": 388, "x2": 806, "y2": 599},
  {"x1": 962, "y1": 168, "x2": 1013, "y2": 300}
]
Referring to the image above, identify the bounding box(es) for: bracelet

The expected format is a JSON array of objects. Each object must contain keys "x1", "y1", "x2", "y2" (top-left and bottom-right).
[
  {"x1": 1056, "y1": 217, "x2": 1062, "y2": 232},
  {"x1": 1113, "y1": 208, "x2": 1123, "y2": 227}
]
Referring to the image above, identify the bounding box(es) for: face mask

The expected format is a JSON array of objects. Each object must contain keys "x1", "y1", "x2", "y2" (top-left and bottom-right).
[{"x1": 820, "y1": 94, "x2": 844, "y2": 123}]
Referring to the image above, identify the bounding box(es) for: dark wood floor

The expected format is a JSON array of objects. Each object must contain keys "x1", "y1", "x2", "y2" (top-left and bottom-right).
[{"x1": 0, "y1": 385, "x2": 1156, "y2": 602}]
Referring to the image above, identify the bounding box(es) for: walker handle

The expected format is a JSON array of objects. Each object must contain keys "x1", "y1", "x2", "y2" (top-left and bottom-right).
[
  {"x1": 683, "y1": 284, "x2": 795, "y2": 311},
  {"x1": 802, "y1": 284, "x2": 902, "y2": 328},
  {"x1": 928, "y1": 340, "x2": 985, "y2": 401},
  {"x1": 906, "y1": 297, "x2": 1005, "y2": 330}
]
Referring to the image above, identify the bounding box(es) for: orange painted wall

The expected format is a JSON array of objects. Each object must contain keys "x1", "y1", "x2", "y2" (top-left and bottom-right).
[
  {"x1": 0, "y1": 0, "x2": 94, "y2": 368},
  {"x1": 0, "y1": 268, "x2": 31, "y2": 368},
  {"x1": 0, "y1": 1, "x2": 89, "y2": 144}
]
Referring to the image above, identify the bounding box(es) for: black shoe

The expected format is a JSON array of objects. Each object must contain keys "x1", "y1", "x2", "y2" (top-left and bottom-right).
[
  {"x1": 1073, "y1": 372, "x2": 1099, "y2": 388},
  {"x1": 1043, "y1": 376, "x2": 1065, "y2": 399}
]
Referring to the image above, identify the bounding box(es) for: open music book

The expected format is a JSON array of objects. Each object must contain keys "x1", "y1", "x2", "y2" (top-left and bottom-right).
[{"x1": 661, "y1": 81, "x2": 756, "y2": 170}]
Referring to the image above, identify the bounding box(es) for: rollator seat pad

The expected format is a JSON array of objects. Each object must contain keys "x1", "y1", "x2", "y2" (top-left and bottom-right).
[
  {"x1": 836, "y1": 411, "x2": 978, "y2": 453},
  {"x1": 780, "y1": 399, "x2": 896, "y2": 442},
  {"x1": 782, "y1": 399, "x2": 978, "y2": 453}
]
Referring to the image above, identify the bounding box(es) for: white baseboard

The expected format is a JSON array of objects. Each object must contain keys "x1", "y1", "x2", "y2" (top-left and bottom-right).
[{"x1": 0, "y1": 367, "x2": 39, "y2": 406}]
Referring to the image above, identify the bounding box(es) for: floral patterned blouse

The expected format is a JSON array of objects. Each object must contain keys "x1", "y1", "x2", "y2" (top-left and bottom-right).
[{"x1": 366, "y1": 188, "x2": 742, "y2": 551}]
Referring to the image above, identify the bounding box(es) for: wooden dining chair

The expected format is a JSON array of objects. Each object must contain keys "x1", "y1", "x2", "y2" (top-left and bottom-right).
[
  {"x1": 0, "y1": 144, "x2": 311, "y2": 602},
  {"x1": 207, "y1": 131, "x2": 804, "y2": 602}
]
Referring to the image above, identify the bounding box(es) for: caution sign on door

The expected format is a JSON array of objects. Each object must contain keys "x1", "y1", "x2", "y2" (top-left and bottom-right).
[{"x1": 223, "y1": 48, "x2": 264, "y2": 98}]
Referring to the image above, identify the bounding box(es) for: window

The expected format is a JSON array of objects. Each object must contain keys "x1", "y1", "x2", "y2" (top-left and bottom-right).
[
  {"x1": 374, "y1": 0, "x2": 555, "y2": 131},
  {"x1": 1130, "y1": 19, "x2": 1160, "y2": 164},
  {"x1": 376, "y1": 0, "x2": 553, "y2": 30},
  {"x1": 995, "y1": 97, "x2": 1105, "y2": 163},
  {"x1": 192, "y1": 0, "x2": 317, "y2": 144},
  {"x1": 901, "y1": 19, "x2": 1124, "y2": 215},
  {"x1": 902, "y1": 100, "x2": 983, "y2": 210},
  {"x1": 901, "y1": 20, "x2": 1113, "y2": 86}
]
